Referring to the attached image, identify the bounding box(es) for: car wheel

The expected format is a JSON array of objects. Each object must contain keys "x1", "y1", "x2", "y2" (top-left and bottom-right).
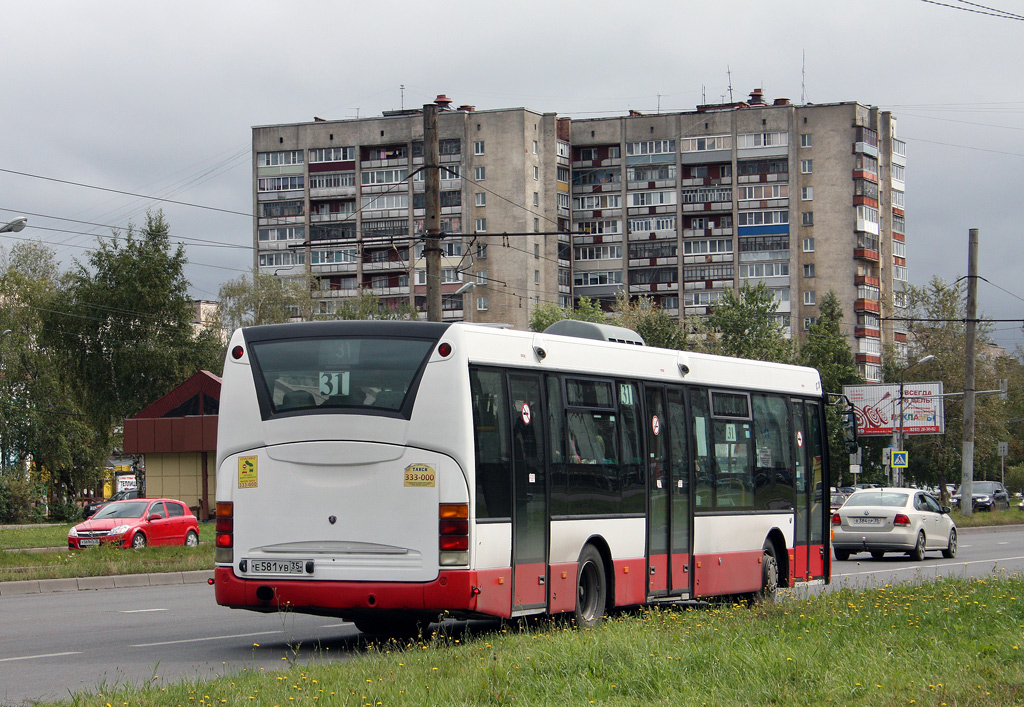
[
  {"x1": 834, "y1": 548, "x2": 851, "y2": 562},
  {"x1": 184, "y1": 530, "x2": 199, "y2": 547},
  {"x1": 131, "y1": 532, "x2": 147, "y2": 549},
  {"x1": 870, "y1": 551, "x2": 886, "y2": 560},
  {"x1": 942, "y1": 528, "x2": 957, "y2": 559},
  {"x1": 574, "y1": 545, "x2": 607, "y2": 628},
  {"x1": 910, "y1": 531, "x2": 926, "y2": 561}
]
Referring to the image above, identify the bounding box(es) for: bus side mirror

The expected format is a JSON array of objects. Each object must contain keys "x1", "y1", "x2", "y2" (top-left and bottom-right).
[{"x1": 841, "y1": 409, "x2": 858, "y2": 454}]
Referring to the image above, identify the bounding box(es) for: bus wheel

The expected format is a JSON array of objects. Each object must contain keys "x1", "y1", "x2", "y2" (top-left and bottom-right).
[
  {"x1": 574, "y1": 545, "x2": 607, "y2": 629},
  {"x1": 753, "y1": 543, "x2": 779, "y2": 603},
  {"x1": 353, "y1": 615, "x2": 427, "y2": 640}
]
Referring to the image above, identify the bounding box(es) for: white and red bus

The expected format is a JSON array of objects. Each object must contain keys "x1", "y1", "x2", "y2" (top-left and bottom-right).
[{"x1": 214, "y1": 320, "x2": 831, "y2": 634}]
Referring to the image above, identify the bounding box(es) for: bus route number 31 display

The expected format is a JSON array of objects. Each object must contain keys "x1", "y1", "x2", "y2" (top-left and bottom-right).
[{"x1": 404, "y1": 463, "x2": 436, "y2": 487}]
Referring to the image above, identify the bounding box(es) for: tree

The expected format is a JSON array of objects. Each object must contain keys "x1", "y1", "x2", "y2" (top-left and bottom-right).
[
  {"x1": 798, "y1": 291, "x2": 863, "y2": 485},
  {"x1": 894, "y1": 276, "x2": 1003, "y2": 493},
  {"x1": 41, "y1": 211, "x2": 224, "y2": 468},
  {"x1": 704, "y1": 283, "x2": 792, "y2": 362},
  {"x1": 218, "y1": 268, "x2": 316, "y2": 332},
  {"x1": 529, "y1": 296, "x2": 605, "y2": 333},
  {"x1": 0, "y1": 240, "x2": 106, "y2": 518},
  {"x1": 611, "y1": 292, "x2": 693, "y2": 350}
]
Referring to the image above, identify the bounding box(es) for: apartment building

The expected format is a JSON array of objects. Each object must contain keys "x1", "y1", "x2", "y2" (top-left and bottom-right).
[{"x1": 252, "y1": 91, "x2": 907, "y2": 381}]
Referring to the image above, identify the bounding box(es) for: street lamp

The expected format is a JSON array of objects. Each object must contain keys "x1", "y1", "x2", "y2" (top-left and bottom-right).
[
  {"x1": 454, "y1": 281, "x2": 476, "y2": 323},
  {"x1": 0, "y1": 217, "x2": 28, "y2": 234},
  {"x1": 895, "y1": 353, "x2": 935, "y2": 486}
]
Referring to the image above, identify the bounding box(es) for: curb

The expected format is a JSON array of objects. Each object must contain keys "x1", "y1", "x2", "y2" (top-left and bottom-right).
[{"x1": 0, "y1": 570, "x2": 212, "y2": 596}]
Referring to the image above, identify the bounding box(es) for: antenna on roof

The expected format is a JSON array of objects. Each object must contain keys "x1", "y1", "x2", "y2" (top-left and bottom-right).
[
  {"x1": 801, "y1": 50, "x2": 807, "y2": 104},
  {"x1": 400, "y1": 84, "x2": 405, "y2": 110},
  {"x1": 727, "y1": 65, "x2": 734, "y2": 102}
]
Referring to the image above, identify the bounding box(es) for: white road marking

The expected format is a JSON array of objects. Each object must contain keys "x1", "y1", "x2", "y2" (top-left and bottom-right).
[
  {"x1": 0, "y1": 651, "x2": 81, "y2": 663},
  {"x1": 131, "y1": 630, "x2": 280, "y2": 648},
  {"x1": 120, "y1": 608, "x2": 168, "y2": 614},
  {"x1": 834, "y1": 554, "x2": 1024, "y2": 577}
]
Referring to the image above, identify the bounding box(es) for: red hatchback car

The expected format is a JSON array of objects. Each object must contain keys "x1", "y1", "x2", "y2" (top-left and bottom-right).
[{"x1": 68, "y1": 498, "x2": 200, "y2": 549}]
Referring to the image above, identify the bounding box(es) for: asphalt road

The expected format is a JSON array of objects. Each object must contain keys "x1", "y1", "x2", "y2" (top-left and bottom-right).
[{"x1": 1, "y1": 525, "x2": 1021, "y2": 706}]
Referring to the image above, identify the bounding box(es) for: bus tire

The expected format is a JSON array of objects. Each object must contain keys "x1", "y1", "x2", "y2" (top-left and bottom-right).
[
  {"x1": 574, "y1": 545, "x2": 607, "y2": 629},
  {"x1": 353, "y1": 615, "x2": 426, "y2": 640},
  {"x1": 753, "y1": 542, "x2": 779, "y2": 603}
]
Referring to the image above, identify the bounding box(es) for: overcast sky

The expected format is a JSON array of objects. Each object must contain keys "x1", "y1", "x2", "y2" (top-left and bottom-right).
[{"x1": 2, "y1": 0, "x2": 1022, "y2": 351}]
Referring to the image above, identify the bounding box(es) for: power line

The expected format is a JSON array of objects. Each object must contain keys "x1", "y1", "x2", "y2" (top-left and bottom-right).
[
  {"x1": 919, "y1": 0, "x2": 1024, "y2": 19},
  {"x1": 0, "y1": 168, "x2": 251, "y2": 217}
]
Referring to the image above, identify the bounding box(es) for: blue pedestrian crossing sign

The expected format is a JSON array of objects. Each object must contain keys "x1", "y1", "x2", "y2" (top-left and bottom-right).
[{"x1": 892, "y1": 450, "x2": 908, "y2": 468}]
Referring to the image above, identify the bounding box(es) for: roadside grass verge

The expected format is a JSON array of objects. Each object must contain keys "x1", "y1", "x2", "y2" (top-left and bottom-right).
[
  {"x1": 40, "y1": 572, "x2": 1024, "y2": 706},
  {"x1": 950, "y1": 508, "x2": 1023, "y2": 528},
  {"x1": 0, "y1": 524, "x2": 213, "y2": 581}
]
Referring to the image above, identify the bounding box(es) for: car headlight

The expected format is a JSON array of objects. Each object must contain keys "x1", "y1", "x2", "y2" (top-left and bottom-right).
[
  {"x1": 69, "y1": 527, "x2": 79, "y2": 538},
  {"x1": 110, "y1": 525, "x2": 131, "y2": 535},
  {"x1": 978, "y1": 495, "x2": 991, "y2": 502}
]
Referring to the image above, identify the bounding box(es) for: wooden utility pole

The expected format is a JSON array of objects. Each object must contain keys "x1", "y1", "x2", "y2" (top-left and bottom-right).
[
  {"x1": 960, "y1": 228, "x2": 979, "y2": 516},
  {"x1": 423, "y1": 104, "x2": 442, "y2": 322}
]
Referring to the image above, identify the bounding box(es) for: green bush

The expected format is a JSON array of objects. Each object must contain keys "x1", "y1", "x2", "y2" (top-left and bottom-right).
[
  {"x1": 47, "y1": 497, "x2": 81, "y2": 523},
  {"x1": 0, "y1": 475, "x2": 44, "y2": 524}
]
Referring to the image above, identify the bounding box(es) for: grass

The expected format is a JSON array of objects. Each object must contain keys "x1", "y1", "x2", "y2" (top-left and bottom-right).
[
  {"x1": 950, "y1": 507, "x2": 1024, "y2": 528},
  {"x1": 0, "y1": 523, "x2": 213, "y2": 581},
  {"x1": 35, "y1": 572, "x2": 1024, "y2": 706}
]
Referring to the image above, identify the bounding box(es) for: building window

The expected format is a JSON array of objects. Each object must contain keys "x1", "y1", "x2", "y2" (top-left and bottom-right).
[
  {"x1": 477, "y1": 296, "x2": 488, "y2": 311},
  {"x1": 474, "y1": 166, "x2": 485, "y2": 181},
  {"x1": 442, "y1": 268, "x2": 461, "y2": 284},
  {"x1": 533, "y1": 140, "x2": 538, "y2": 154},
  {"x1": 801, "y1": 211, "x2": 814, "y2": 226},
  {"x1": 803, "y1": 263, "x2": 815, "y2": 278},
  {"x1": 801, "y1": 186, "x2": 813, "y2": 201},
  {"x1": 892, "y1": 163, "x2": 905, "y2": 182},
  {"x1": 736, "y1": 132, "x2": 788, "y2": 149},
  {"x1": 803, "y1": 317, "x2": 818, "y2": 330},
  {"x1": 475, "y1": 218, "x2": 487, "y2": 232},
  {"x1": 894, "y1": 265, "x2": 907, "y2": 281},
  {"x1": 803, "y1": 290, "x2": 816, "y2": 306},
  {"x1": 476, "y1": 243, "x2": 487, "y2": 259},
  {"x1": 476, "y1": 270, "x2": 488, "y2": 284},
  {"x1": 892, "y1": 240, "x2": 906, "y2": 258},
  {"x1": 533, "y1": 192, "x2": 539, "y2": 206},
  {"x1": 534, "y1": 270, "x2": 540, "y2": 285},
  {"x1": 800, "y1": 134, "x2": 813, "y2": 148},
  {"x1": 309, "y1": 146, "x2": 354, "y2": 163},
  {"x1": 258, "y1": 150, "x2": 304, "y2": 167},
  {"x1": 892, "y1": 190, "x2": 905, "y2": 208},
  {"x1": 800, "y1": 159, "x2": 813, "y2": 174},
  {"x1": 802, "y1": 237, "x2": 815, "y2": 252},
  {"x1": 474, "y1": 141, "x2": 485, "y2": 155},
  {"x1": 533, "y1": 166, "x2": 539, "y2": 181},
  {"x1": 534, "y1": 243, "x2": 540, "y2": 259},
  {"x1": 475, "y1": 192, "x2": 486, "y2": 207}
]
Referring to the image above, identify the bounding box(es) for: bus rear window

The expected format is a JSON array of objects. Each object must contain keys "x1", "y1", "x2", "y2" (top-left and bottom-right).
[{"x1": 248, "y1": 337, "x2": 435, "y2": 415}]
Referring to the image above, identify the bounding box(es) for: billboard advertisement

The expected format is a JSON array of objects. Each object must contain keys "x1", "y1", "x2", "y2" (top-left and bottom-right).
[{"x1": 842, "y1": 382, "x2": 945, "y2": 437}]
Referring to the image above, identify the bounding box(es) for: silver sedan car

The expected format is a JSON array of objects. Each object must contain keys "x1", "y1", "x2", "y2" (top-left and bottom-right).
[{"x1": 831, "y1": 488, "x2": 957, "y2": 561}]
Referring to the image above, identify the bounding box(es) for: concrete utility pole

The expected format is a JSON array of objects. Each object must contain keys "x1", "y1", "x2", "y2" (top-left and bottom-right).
[
  {"x1": 423, "y1": 104, "x2": 442, "y2": 322},
  {"x1": 960, "y1": 228, "x2": 979, "y2": 517}
]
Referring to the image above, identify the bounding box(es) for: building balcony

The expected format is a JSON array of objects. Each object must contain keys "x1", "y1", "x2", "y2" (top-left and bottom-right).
[
  {"x1": 854, "y1": 326, "x2": 882, "y2": 339},
  {"x1": 854, "y1": 298, "x2": 881, "y2": 314},
  {"x1": 855, "y1": 352, "x2": 882, "y2": 365},
  {"x1": 854, "y1": 248, "x2": 880, "y2": 262},
  {"x1": 855, "y1": 275, "x2": 880, "y2": 287}
]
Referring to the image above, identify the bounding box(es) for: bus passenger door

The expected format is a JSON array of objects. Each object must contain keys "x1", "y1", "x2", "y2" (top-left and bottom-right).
[
  {"x1": 792, "y1": 399, "x2": 827, "y2": 582},
  {"x1": 644, "y1": 385, "x2": 692, "y2": 598},
  {"x1": 508, "y1": 373, "x2": 548, "y2": 613}
]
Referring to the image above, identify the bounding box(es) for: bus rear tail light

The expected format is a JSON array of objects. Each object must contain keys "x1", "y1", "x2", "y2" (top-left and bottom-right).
[
  {"x1": 215, "y1": 501, "x2": 234, "y2": 564},
  {"x1": 893, "y1": 513, "x2": 911, "y2": 527},
  {"x1": 439, "y1": 503, "x2": 469, "y2": 566}
]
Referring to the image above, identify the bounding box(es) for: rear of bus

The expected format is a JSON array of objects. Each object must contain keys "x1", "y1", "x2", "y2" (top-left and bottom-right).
[{"x1": 213, "y1": 320, "x2": 477, "y2": 630}]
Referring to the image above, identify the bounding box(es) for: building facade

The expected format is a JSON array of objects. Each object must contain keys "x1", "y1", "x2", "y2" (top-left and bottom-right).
[{"x1": 252, "y1": 91, "x2": 907, "y2": 381}]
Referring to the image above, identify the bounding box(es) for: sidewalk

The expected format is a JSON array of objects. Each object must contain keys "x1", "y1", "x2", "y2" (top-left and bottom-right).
[{"x1": 0, "y1": 569, "x2": 213, "y2": 596}]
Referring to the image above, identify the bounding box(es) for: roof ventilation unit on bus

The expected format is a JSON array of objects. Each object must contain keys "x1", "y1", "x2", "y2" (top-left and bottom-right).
[{"x1": 542, "y1": 320, "x2": 646, "y2": 346}]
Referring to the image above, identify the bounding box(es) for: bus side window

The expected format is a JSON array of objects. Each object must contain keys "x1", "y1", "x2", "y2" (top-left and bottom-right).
[{"x1": 470, "y1": 368, "x2": 511, "y2": 519}]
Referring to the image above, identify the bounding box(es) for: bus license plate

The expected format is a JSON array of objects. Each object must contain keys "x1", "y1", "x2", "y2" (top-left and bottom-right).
[{"x1": 248, "y1": 559, "x2": 305, "y2": 575}]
